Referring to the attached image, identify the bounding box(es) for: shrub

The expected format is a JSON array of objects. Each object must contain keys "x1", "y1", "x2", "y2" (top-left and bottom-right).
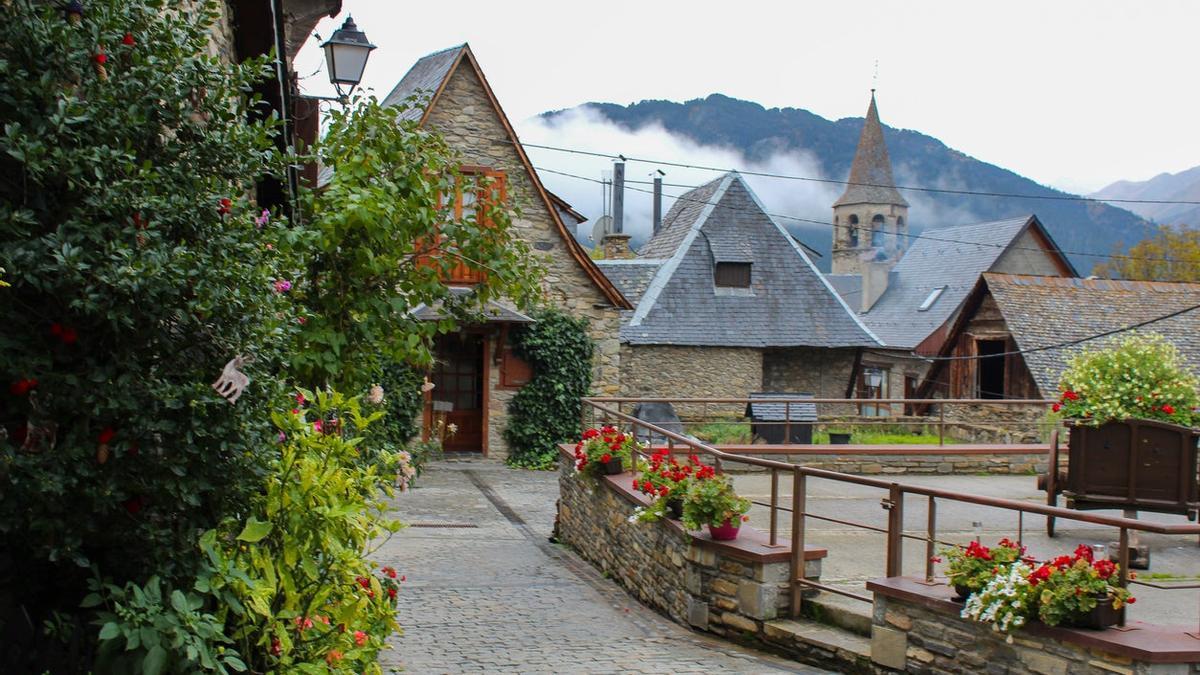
[
  {"x1": 938, "y1": 538, "x2": 1025, "y2": 594},
  {"x1": 505, "y1": 309, "x2": 595, "y2": 468},
  {"x1": 198, "y1": 390, "x2": 402, "y2": 674},
  {"x1": 680, "y1": 473, "x2": 750, "y2": 530},
  {"x1": 0, "y1": 1, "x2": 293, "y2": 665},
  {"x1": 1056, "y1": 333, "x2": 1199, "y2": 426}
]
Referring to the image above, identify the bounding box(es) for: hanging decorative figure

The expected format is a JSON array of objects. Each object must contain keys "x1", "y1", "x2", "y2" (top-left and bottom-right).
[{"x1": 212, "y1": 356, "x2": 251, "y2": 404}]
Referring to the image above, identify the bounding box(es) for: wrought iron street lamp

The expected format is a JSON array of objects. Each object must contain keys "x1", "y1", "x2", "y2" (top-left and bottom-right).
[{"x1": 320, "y1": 16, "x2": 376, "y2": 101}]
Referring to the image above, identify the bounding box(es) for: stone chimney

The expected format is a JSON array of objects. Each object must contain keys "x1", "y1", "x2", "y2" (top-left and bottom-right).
[
  {"x1": 652, "y1": 174, "x2": 663, "y2": 235},
  {"x1": 602, "y1": 232, "x2": 633, "y2": 260},
  {"x1": 860, "y1": 259, "x2": 893, "y2": 313}
]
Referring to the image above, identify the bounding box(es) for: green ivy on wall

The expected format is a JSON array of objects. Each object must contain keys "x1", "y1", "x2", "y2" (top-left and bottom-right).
[{"x1": 504, "y1": 309, "x2": 595, "y2": 469}]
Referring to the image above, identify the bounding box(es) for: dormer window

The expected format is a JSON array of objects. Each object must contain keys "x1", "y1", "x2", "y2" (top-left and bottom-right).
[
  {"x1": 918, "y1": 285, "x2": 947, "y2": 311},
  {"x1": 714, "y1": 262, "x2": 751, "y2": 288}
]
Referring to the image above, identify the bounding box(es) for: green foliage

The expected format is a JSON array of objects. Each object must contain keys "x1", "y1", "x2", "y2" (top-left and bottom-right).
[
  {"x1": 1056, "y1": 333, "x2": 1200, "y2": 426},
  {"x1": 287, "y1": 97, "x2": 542, "y2": 391},
  {"x1": 0, "y1": 2, "x2": 294, "y2": 662},
  {"x1": 504, "y1": 309, "x2": 596, "y2": 468},
  {"x1": 198, "y1": 390, "x2": 402, "y2": 674},
  {"x1": 680, "y1": 474, "x2": 750, "y2": 530},
  {"x1": 939, "y1": 538, "x2": 1024, "y2": 594},
  {"x1": 1034, "y1": 557, "x2": 1133, "y2": 627},
  {"x1": 88, "y1": 576, "x2": 245, "y2": 674}
]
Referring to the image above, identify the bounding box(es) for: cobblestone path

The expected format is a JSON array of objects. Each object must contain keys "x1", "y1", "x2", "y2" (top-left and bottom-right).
[{"x1": 377, "y1": 460, "x2": 827, "y2": 674}]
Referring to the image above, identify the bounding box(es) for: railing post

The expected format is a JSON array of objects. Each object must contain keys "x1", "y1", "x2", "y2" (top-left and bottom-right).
[
  {"x1": 925, "y1": 496, "x2": 936, "y2": 583},
  {"x1": 885, "y1": 484, "x2": 904, "y2": 578},
  {"x1": 769, "y1": 468, "x2": 779, "y2": 547},
  {"x1": 790, "y1": 468, "x2": 806, "y2": 617},
  {"x1": 784, "y1": 401, "x2": 791, "y2": 444},
  {"x1": 1118, "y1": 528, "x2": 1129, "y2": 628},
  {"x1": 938, "y1": 403, "x2": 945, "y2": 447}
]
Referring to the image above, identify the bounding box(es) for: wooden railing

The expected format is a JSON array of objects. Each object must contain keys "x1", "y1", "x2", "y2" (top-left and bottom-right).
[{"x1": 583, "y1": 397, "x2": 1200, "y2": 632}]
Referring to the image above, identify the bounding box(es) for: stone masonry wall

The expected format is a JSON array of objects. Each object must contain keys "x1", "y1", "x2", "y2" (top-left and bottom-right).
[
  {"x1": 941, "y1": 402, "x2": 1049, "y2": 444},
  {"x1": 763, "y1": 346, "x2": 861, "y2": 416},
  {"x1": 725, "y1": 451, "x2": 1048, "y2": 476},
  {"x1": 620, "y1": 344, "x2": 762, "y2": 418},
  {"x1": 424, "y1": 61, "x2": 624, "y2": 457},
  {"x1": 557, "y1": 455, "x2": 822, "y2": 640},
  {"x1": 871, "y1": 592, "x2": 1185, "y2": 675}
]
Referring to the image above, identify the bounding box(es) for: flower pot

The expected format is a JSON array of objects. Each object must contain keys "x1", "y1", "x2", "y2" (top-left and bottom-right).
[
  {"x1": 665, "y1": 497, "x2": 683, "y2": 520},
  {"x1": 599, "y1": 457, "x2": 624, "y2": 475},
  {"x1": 829, "y1": 432, "x2": 851, "y2": 445},
  {"x1": 708, "y1": 519, "x2": 741, "y2": 541},
  {"x1": 1066, "y1": 596, "x2": 1124, "y2": 630},
  {"x1": 951, "y1": 583, "x2": 972, "y2": 602}
]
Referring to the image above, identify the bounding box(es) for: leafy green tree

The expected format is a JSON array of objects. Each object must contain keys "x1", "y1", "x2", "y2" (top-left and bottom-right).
[
  {"x1": 1093, "y1": 224, "x2": 1200, "y2": 281},
  {"x1": 288, "y1": 97, "x2": 543, "y2": 392},
  {"x1": 0, "y1": 0, "x2": 293, "y2": 665}
]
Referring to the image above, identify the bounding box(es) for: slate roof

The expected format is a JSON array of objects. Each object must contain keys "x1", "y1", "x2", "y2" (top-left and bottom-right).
[
  {"x1": 637, "y1": 176, "x2": 727, "y2": 258},
  {"x1": 982, "y1": 274, "x2": 1200, "y2": 396},
  {"x1": 380, "y1": 44, "x2": 465, "y2": 120},
  {"x1": 609, "y1": 173, "x2": 879, "y2": 348},
  {"x1": 840, "y1": 215, "x2": 1048, "y2": 349},
  {"x1": 745, "y1": 393, "x2": 817, "y2": 422},
  {"x1": 409, "y1": 286, "x2": 534, "y2": 323},
  {"x1": 594, "y1": 259, "x2": 665, "y2": 305},
  {"x1": 833, "y1": 93, "x2": 908, "y2": 208}
]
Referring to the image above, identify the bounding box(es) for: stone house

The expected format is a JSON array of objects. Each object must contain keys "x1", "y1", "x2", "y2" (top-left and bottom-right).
[
  {"x1": 925, "y1": 273, "x2": 1200, "y2": 400},
  {"x1": 596, "y1": 172, "x2": 880, "y2": 412},
  {"x1": 379, "y1": 45, "x2": 631, "y2": 457},
  {"x1": 823, "y1": 95, "x2": 1076, "y2": 412}
]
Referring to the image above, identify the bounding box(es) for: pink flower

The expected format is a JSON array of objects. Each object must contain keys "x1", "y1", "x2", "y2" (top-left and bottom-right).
[
  {"x1": 273, "y1": 279, "x2": 292, "y2": 293},
  {"x1": 354, "y1": 631, "x2": 367, "y2": 646},
  {"x1": 313, "y1": 419, "x2": 324, "y2": 433},
  {"x1": 255, "y1": 209, "x2": 270, "y2": 227}
]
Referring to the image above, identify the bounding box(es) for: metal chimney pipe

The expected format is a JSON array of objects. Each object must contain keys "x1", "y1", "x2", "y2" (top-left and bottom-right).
[
  {"x1": 611, "y1": 161, "x2": 625, "y2": 234},
  {"x1": 652, "y1": 174, "x2": 663, "y2": 235}
]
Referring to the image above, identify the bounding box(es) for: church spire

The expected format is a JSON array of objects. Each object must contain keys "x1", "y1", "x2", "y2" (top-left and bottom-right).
[{"x1": 833, "y1": 91, "x2": 908, "y2": 208}]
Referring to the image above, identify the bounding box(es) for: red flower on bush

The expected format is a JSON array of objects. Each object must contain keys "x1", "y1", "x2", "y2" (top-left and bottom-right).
[
  {"x1": 1073, "y1": 544, "x2": 1094, "y2": 562},
  {"x1": 217, "y1": 197, "x2": 232, "y2": 216},
  {"x1": 97, "y1": 427, "x2": 116, "y2": 444},
  {"x1": 1062, "y1": 390, "x2": 1079, "y2": 401},
  {"x1": 1093, "y1": 559, "x2": 1117, "y2": 579},
  {"x1": 600, "y1": 453, "x2": 611, "y2": 463},
  {"x1": 94, "y1": 51, "x2": 107, "y2": 65},
  {"x1": 387, "y1": 587, "x2": 397, "y2": 599},
  {"x1": 382, "y1": 566, "x2": 397, "y2": 579},
  {"x1": 325, "y1": 650, "x2": 343, "y2": 665},
  {"x1": 122, "y1": 32, "x2": 135, "y2": 46},
  {"x1": 354, "y1": 630, "x2": 367, "y2": 646},
  {"x1": 1051, "y1": 402, "x2": 1061, "y2": 412},
  {"x1": 9, "y1": 378, "x2": 37, "y2": 395},
  {"x1": 1161, "y1": 404, "x2": 1176, "y2": 415}
]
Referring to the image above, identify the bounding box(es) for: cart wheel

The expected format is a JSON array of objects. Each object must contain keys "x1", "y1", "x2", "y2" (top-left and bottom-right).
[{"x1": 1046, "y1": 491, "x2": 1057, "y2": 537}]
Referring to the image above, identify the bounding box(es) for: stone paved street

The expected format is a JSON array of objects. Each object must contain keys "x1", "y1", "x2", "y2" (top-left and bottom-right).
[{"x1": 376, "y1": 460, "x2": 825, "y2": 674}]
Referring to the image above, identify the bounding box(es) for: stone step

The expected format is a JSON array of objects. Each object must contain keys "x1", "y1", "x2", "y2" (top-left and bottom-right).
[
  {"x1": 763, "y1": 618, "x2": 874, "y2": 673},
  {"x1": 802, "y1": 590, "x2": 874, "y2": 637}
]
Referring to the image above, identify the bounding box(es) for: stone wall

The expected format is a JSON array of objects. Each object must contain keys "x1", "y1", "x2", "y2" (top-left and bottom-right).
[
  {"x1": 724, "y1": 450, "x2": 1048, "y2": 476},
  {"x1": 869, "y1": 581, "x2": 1193, "y2": 674},
  {"x1": 763, "y1": 347, "x2": 861, "y2": 416},
  {"x1": 940, "y1": 402, "x2": 1049, "y2": 444},
  {"x1": 424, "y1": 58, "x2": 624, "y2": 457},
  {"x1": 557, "y1": 454, "x2": 827, "y2": 641},
  {"x1": 620, "y1": 344, "x2": 762, "y2": 417}
]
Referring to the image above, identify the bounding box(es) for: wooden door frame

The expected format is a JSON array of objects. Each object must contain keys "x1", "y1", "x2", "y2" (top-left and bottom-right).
[{"x1": 420, "y1": 329, "x2": 492, "y2": 456}]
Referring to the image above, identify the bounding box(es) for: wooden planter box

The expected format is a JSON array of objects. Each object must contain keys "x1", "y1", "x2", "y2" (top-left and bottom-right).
[{"x1": 1064, "y1": 419, "x2": 1199, "y2": 519}]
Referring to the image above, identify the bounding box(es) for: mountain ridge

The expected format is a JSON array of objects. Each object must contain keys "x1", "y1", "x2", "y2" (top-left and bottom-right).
[
  {"x1": 1091, "y1": 165, "x2": 1200, "y2": 227},
  {"x1": 542, "y1": 94, "x2": 1156, "y2": 270}
]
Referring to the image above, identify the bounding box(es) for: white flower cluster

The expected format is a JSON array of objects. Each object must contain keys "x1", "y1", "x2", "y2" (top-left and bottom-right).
[
  {"x1": 627, "y1": 506, "x2": 646, "y2": 524},
  {"x1": 961, "y1": 562, "x2": 1033, "y2": 639}
]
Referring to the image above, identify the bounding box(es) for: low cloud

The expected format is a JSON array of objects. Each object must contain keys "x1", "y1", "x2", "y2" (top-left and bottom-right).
[{"x1": 517, "y1": 106, "x2": 840, "y2": 253}]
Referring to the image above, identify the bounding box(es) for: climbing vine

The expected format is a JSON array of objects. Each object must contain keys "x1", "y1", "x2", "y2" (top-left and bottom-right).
[{"x1": 504, "y1": 309, "x2": 595, "y2": 469}]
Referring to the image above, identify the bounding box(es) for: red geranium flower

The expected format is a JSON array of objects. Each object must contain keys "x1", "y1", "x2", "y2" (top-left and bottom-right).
[
  {"x1": 1161, "y1": 404, "x2": 1176, "y2": 415},
  {"x1": 1051, "y1": 402, "x2": 1061, "y2": 412},
  {"x1": 600, "y1": 453, "x2": 612, "y2": 463},
  {"x1": 387, "y1": 587, "x2": 397, "y2": 599},
  {"x1": 94, "y1": 51, "x2": 107, "y2": 64},
  {"x1": 1073, "y1": 544, "x2": 1094, "y2": 562}
]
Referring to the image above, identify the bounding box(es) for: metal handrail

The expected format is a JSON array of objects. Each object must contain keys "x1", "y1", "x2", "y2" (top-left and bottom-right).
[{"x1": 584, "y1": 397, "x2": 1200, "y2": 631}]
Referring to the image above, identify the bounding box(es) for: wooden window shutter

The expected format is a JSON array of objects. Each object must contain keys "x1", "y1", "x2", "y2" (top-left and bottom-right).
[
  {"x1": 447, "y1": 169, "x2": 506, "y2": 285},
  {"x1": 499, "y1": 325, "x2": 532, "y2": 388}
]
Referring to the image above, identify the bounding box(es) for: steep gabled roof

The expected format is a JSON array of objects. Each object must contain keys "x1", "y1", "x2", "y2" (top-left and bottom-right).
[
  {"x1": 833, "y1": 92, "x2": 908, "y2": 208},
  {"x1": 611, "y1": 173, "x2": 879, "y2": 348},
  {"x1": 380, "y1": 45, "x2": 631, "y2": 309},
  {"x1": 593, "y1": 259, "x2": 665, "y2": 305},
  {"x1": 979, "y1": 274, "x2": 1200, "y2": 396},
  {"x1": 846, "y1": 215, "x2": 1073, "y2": 349}
]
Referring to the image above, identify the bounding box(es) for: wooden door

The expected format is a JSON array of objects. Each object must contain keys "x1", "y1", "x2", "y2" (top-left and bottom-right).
[{"x1": 431, "y1": 335, "x2": 484, "y2": 452}]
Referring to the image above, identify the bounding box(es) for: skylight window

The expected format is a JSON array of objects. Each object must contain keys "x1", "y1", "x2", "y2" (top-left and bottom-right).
[{"x1": 918, "y1": 286, "x2": 947, "y2": 312}]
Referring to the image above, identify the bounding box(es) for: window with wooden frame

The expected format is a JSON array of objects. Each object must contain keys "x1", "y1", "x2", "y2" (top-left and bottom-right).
[
  {"x1": 416, "y1": 167, "x2": 507, "y2": 285},
  {"x1": 497, "y1": 325, "x2": 533, "y2": 388},
  {"x1": 714, "y1": 262, "x2": 751, "y2": 288}
]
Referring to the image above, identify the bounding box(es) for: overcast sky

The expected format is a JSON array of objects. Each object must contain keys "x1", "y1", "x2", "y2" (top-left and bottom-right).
[{"x1": 295, "y1": 0, "x2": 1199, "y2": 198}]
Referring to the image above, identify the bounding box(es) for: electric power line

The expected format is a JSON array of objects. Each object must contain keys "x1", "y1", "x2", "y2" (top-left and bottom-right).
[
  {"x1": 534, "y1": 165, "x2": 1200, "y2": 266},
  {"x1": 512, "y1": 138, "x2": 1200, "y2": 208}
]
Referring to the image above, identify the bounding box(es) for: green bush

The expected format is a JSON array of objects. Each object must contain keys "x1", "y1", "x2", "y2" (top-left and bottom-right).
[
  {"x1": 198, "y1": 390, "x2": 402, "y2": 674},
  {"x1": 0, "y1": 1, "x2": 293, "y2": 666},
  {"x1": 504, "y1": 309, "x2": 595, "y2": 469}
]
